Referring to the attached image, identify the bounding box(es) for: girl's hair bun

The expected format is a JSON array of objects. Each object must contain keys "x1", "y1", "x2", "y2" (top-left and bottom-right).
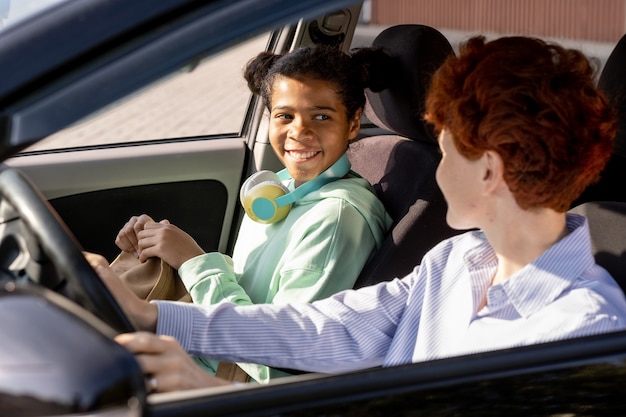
[
  {"x1": 350, "y1": 47, "x2": 397, "y2": 93},
  {"x1": 243, "y1": 51, "x2": 282, "y2": 95}
]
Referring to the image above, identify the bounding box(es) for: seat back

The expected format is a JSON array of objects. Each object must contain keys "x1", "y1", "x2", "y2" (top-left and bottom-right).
[
  {"x1": 576, "y1": 32, "x2": 626, "y2": 204},
  {"x1": 348, "y1": 25, "x2": 460, "y2": 288},
  {"x1": 569, "y1": 202, "x2": 626, "y2": 291},
  {"x1": 570, "y1": 33, "x2": 626, "y2": 291}
]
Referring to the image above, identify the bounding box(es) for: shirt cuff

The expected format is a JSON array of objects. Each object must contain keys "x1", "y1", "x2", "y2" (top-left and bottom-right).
[{"x1": 153, "y1": 300, "x2": 196, "y2": 350}]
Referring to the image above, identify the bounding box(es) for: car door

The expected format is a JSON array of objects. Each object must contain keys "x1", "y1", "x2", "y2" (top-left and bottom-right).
[
  {"x1": 7, "y1": 34, "x2": 266, "y2": 262},
  {"x1": 1, "y1": 0, "x2": 362, "y2": 263},
  {"x1": 142, "y1": 329, "x2": 626, "y2": 417}
]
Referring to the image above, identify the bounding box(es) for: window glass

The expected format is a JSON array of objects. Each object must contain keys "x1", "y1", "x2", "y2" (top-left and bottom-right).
[
  {"x1": 0, "y1": 0, "x2": 68, "y2": 30},
  {"x1": 26, "y1": 32, "x2": 270, "y2": 151}
]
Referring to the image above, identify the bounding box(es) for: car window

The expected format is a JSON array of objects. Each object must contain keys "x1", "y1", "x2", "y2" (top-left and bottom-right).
[
  {"x1": 0, "y1": 0, "x2": 69, "y2": 30},
  {"x1": 24, "y1": 32, "x2": 270, "y2": 152}
]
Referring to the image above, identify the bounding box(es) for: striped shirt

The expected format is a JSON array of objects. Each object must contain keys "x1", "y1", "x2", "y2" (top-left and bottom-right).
[{"x1": 156, "y1": 213, "x2": 626, "y2": 374}]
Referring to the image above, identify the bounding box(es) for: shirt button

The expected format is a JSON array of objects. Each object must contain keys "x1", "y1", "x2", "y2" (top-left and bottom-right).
[{"x1": 492, "y1": 288, "x2": 504, "y2": 298}]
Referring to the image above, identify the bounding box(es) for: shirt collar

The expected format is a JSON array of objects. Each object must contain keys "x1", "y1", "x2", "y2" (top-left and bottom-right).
[
  {"x1": 503, "y1": 213, "x2": 595, "y2": 317},
  {"x1": 464, "y1": 213, "x2": 595, "y2": 318},
  {"x1": 463, "y1": 230, "x2": 497, "y2": 269}
]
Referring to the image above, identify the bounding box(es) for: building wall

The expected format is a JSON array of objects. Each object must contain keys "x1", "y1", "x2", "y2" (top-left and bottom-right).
[{"x1": 371, "y1": 0, "x2": 626, "y2": 43}]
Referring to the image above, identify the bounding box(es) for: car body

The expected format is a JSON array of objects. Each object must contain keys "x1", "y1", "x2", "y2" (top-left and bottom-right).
[{"x1": 1, "y1": 0, "x2": 626, "y2": 416}]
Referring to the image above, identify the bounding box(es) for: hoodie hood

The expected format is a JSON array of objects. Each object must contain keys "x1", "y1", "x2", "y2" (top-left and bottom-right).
[{"x1": 291, "y1": 172, "x2": 392, "y2": 249}]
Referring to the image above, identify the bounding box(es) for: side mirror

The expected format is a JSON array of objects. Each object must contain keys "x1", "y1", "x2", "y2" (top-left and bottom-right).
[{"x1": 0, "y1": 281, "x2": 146, "y2": 416}]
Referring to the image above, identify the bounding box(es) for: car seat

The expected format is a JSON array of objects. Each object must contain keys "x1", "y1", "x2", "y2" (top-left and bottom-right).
[
  {"x1": 570, "y1": 33, "x2": 626, "y2": 290},
  {"x1": 347, "y1": 24, "x2": 460, "y2": 288},
  {"x1": 576, "y1": 32, "x2": 626, "y2": 204},
  {"x1": 569, "y1": 202, "x2": 626, "y2": 289}
]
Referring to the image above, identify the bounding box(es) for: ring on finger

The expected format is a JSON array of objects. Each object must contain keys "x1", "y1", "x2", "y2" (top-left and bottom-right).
[{"x1": 148, "y1": 376, "x2": 158, "y2": 393}]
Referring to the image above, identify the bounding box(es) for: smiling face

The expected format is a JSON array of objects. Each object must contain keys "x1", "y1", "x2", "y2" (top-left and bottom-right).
[{"x1": 268, "y1": 75, "x2": 361, "y2": 187}]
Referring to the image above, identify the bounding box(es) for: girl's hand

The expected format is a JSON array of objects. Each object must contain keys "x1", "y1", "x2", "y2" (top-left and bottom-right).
[
  {"x1": 135, "y1": 220, "x2": 205, "y2": 268},
  {"x1": 115, "y1": 214, "x2": 155, "y2": 257}
]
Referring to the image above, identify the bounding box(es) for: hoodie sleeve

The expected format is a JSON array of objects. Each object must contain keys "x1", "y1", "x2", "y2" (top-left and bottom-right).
[{"x1": 178, "y1": 252, "x2": 254, "y2": 306}]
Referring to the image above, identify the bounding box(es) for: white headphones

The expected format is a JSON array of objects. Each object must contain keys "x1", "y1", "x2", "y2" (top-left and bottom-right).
[{"x1": 240, "y1": 153, "x2": 351, "y2": 224}]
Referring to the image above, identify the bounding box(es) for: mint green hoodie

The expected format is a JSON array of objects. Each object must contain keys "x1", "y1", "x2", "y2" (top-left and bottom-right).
[{"x1": 178, "y1": 172, "x2": 392, "y2": 383}]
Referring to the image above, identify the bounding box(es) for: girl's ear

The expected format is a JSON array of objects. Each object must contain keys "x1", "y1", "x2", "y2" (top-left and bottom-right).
[{"x1": 347, "y1": 108, "x2": 362, "y2": 141}]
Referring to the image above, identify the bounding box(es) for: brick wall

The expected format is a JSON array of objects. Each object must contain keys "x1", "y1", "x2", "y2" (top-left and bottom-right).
[{"x1": 371, "y1": 0, "x2": 626, "y2": 43}]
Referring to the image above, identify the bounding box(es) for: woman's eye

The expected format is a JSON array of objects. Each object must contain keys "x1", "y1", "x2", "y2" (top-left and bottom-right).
[
  {"x1": 274, "y1": 113, "x2": 293, "y2": 120},
  {"x1": 314, "y1": 114, "x2": 330, "y2": 121}
]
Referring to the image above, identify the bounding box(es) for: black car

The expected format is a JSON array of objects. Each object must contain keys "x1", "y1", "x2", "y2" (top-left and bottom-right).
[{"x1": 1, "y1": 0, "x2": 626, "y2": 416}]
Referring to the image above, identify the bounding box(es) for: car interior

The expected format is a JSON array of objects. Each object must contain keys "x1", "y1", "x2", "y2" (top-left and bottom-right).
[
  {"x1": 351, "y1": 24, "x2": 626, "y2": 292},
  {"x1": 347, "y1": 24, "x2": 461, "y2": 287},
  {"x1": 570, "y1": 31, "x2": 626, "y2": 291},
  {"x1": 576, "y1": 32, "x2": 626, "y2": 205},
  {"x1": 4, "y1": 1, "x2": 626, "y2": 414}
]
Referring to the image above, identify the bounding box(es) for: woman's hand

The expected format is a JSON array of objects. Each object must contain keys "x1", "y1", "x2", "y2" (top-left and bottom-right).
[
  {"x1": 116, "y1": 332, "x2": 232, "y2": 392},
  {"x1": 84, "y1": 252, "x2": 158, "y2": 331}
]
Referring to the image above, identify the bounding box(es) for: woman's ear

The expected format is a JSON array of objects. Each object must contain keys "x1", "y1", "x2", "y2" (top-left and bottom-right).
[
  {"x1": 482, "y1": 150, "x2": 505, "y2": 194},
  {"x1": 347, "y1": 108, "x2": 362, "y2": 141}
]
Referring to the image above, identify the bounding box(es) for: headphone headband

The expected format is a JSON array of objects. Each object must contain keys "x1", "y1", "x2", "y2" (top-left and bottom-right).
[
  {"x1": 240, "y1": 153, "x2": 351, "y2": 223},
  {"x1": 274, "y1": 153, "x2": 351, "y2": 207}
]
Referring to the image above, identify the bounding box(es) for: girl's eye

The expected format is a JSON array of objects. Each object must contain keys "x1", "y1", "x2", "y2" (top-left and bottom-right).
[
  {"x1": 274, "y1": 113, "x2": 293, "y2": 120},
  {"x1": 314, "y1": 114, "x2": 330, "y2": 121}
]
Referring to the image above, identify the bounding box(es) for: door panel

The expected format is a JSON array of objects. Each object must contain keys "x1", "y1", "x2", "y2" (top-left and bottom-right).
[
  {"x1": 269, "y1": 359, "x2": 626, "y2": 417},
  {"x1": 51, "y1": 179, "x2": 227, "y2": 262},
  {"x1": 8, "y1": 138, "x2": 246, "y2": 261}
]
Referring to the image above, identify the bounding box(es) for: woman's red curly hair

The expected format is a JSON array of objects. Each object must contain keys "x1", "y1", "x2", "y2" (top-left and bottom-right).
[{"x1": 425, "y1": 36, "x2": 617, "y2": 212}]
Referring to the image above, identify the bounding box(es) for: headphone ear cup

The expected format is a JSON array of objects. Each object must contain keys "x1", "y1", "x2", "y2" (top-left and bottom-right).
[
  {"x1": 240, "y1": 171, "x2": 280, "y2": 204},
  {"x1": 240, "y1": 171, "x2": 291, "y2": 224}
]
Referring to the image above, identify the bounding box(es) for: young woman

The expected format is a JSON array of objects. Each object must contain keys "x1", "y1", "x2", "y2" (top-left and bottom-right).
[
  {"x1": 112, "y1": 45, "x2": 393, "y2": 383},
  {"x1": 89, "y1": 35, "x2": 626, "y2": 392}
]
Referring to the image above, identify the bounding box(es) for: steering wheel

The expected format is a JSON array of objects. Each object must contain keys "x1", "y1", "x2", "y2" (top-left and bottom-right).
[{"x1": 0, "y1": 165, "x2": 135, "y2": 333}]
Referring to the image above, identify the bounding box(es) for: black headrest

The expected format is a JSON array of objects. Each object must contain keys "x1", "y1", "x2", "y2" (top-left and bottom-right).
[
  {"x1": 365, "y1": 24, "x2": 454, "y2": 144},
  {"x1": 599, "y1": 33, "x2": 626, "y2": 158},
  {"x1": 575, "y1": 33, "x2": 626, "y2": 205}
]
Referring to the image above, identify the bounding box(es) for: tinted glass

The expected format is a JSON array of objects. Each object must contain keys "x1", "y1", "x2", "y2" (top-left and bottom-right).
[
  {"x1": 0, "y1": 0, "x2": 68, "y2": 31},
  {"x1": 25, "y1": 32, "x2": 269, "y2": 151}
]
